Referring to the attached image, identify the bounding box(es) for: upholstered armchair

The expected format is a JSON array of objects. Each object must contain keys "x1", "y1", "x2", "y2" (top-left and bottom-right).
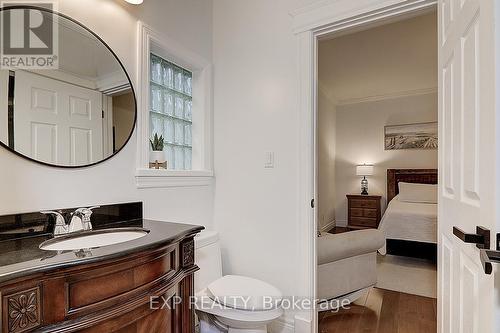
[{"x1": 317, "y1": 229, "x2": 385, "y2": 306}]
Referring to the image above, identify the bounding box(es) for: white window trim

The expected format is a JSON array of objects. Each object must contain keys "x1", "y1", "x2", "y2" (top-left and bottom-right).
[{"x1": 136, "y1": 22, "x2": 213, "y2": 188}]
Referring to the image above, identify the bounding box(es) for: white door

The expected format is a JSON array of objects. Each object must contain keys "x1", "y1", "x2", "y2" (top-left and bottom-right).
[
  {"x1": 14, "y1": 71, "x2": 103, "y2": 166},
  {"x1": 438, "y1": 0, "x2": 499, "y2": 332}
]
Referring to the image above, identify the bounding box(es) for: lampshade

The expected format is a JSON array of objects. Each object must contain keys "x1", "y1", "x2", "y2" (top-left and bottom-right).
[
  {"x1": 125, "y1": 0, "x2": 143, "y2": 4},
  {"x1": 356, "y1": 164, "x2": 374, "y2": 176}
]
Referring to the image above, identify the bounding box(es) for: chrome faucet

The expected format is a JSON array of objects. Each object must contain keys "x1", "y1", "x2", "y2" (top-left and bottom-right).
[
  {"x1": 40, "y1": 211, "x2": 68, "y2": 236},
  {"x1": 41, "y1": 206, "x2": 100, "y2": 236},
  {"x1": 73, "y1": 206, "x2": 100, "y2": 231},
  {"x1": 68, "y1": 211, "x2": 84, "y2": 233}
]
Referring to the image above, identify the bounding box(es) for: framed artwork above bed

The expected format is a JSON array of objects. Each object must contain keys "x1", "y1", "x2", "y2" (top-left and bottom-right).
[{"x1": 384, "y1": 122, "x2": 438, "y2": 150}]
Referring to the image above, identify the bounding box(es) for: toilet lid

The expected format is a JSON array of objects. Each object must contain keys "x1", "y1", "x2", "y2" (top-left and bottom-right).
[{"x1": 207, "y1": 275, "x2": 282, "y2": 311}]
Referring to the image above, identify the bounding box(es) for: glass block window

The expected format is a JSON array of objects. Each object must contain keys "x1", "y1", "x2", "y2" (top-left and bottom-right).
[{"x1": 150, "y1": 54, "x2": 192, "y2": 170}]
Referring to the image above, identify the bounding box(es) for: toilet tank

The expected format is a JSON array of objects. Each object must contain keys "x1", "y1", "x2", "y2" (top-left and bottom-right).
[{"x1": 194, "y1": 230, "x2": 223, "y2": 293}]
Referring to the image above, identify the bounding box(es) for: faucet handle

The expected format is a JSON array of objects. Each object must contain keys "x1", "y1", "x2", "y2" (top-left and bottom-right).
[
  {"x1": 75, "y1": 206, "x2": 100, "y2": 216},
  {"x1": 41, "y1": 211, "x2": 65, "y2": 225},
  {"x1": 76, "y1": 206, "x2": 100, "y2": 231},
  {"x1": 85, "y1": 206, "x2": 100, "y2": 216},
  {"x1": 41, "y1": 211, "x2": 68, "y2": 236}
]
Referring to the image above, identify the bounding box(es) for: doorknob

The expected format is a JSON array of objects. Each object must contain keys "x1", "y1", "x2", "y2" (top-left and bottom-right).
[{"x1": 453, "y1": 226, "x2": 490, "y2": 249}]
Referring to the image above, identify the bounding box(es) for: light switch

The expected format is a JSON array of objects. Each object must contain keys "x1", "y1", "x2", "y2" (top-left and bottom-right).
[{"x1": 264, "y1": 152, "x2": 275, "y2": 168}]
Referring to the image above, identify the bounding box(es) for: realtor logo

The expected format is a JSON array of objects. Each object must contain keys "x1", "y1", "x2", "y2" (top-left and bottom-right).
[{"x1": 0, "y1": 1, "x2": 58, "y2": 69}]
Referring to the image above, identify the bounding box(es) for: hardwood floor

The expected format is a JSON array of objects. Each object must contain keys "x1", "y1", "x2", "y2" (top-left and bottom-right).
[
  {"x1": 326, "y1": 226, "x2": 350, "y2": 234},
  {"x1": 318, "y1": 288, "x2": 437, "y2": 333}
]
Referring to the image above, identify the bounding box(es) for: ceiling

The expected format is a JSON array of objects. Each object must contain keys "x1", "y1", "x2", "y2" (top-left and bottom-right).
[
  {"x1": 57, "y1": 15, "x2": 124, "y2": 81},
  {"x1": 318, "y1": 11, "x2": 437, "y2": 104}
]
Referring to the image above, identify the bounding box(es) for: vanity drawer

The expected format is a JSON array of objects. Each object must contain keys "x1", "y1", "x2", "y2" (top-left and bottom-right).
[{"x1": 67, "y1": 247, "x2": 177, "y2": 315}]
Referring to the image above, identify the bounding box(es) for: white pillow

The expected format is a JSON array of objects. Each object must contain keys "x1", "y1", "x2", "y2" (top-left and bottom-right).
[{"x1": 398, "y1": 182, "x2": 437, "y2": 204}]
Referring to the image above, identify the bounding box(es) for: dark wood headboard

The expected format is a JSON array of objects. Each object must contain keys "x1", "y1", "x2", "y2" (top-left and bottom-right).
[{"x1": 387, "y1": 169, "x2": 438, "y2": 203}]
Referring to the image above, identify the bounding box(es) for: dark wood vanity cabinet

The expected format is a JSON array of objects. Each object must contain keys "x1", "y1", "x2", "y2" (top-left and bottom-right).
[{"x1": 0, "y1": 238, "x2": 198, "y2": 333}]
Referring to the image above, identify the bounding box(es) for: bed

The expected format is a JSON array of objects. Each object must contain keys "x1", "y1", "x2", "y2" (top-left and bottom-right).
[{"x1": 378, "y1": 169, "x2": 438, "y2": 260}]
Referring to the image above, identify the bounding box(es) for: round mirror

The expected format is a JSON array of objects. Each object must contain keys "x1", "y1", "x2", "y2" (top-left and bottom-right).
[{"x1": 0, "y1": 6, "x2": 136, "y2": 167}]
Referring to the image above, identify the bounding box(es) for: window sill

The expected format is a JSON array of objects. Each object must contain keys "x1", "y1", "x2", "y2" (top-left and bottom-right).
[{"x1": 135, "y1": 169, "x2": 214, "y2": 188}]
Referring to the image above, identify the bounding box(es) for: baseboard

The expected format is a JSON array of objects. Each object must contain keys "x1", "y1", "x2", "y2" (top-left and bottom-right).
[
  {"x1": 320, "y1": 220, "x2": 336, "y2": 233},
  {"x1": 294, "y1": 314, "x2": 313, "y2": 333},
  {"x1": 335, "y1": 219, "x2": 347, "y2": 227},
  {"x1": 269, "y1": 313, "x2": 313, "y2": 333},
  {"x1": 269, "y1": 318, "x2": 294, "y2": 333}
]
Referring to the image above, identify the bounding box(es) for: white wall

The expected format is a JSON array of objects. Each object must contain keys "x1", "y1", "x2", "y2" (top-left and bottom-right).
[
  {"x1": 318, "y1": 11, "x2": 437, "y2": 102},
  {"x1": 0, "y1": 0, "x2": 214, "y2": 228},
  {"x1": 317, "y1": 87, "x2": 336, "y2": 231},
  {"x1": 334, "y1": 93, "x2": 438, "y2": 225},
  {"x1": 212, "y1": 0, "x2": 319, "y2": 327}
]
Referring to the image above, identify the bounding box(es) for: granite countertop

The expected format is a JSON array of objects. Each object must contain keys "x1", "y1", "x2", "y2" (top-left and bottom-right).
[{"x1": 0, "y1": 219, "x2": 204, "y2": 284}]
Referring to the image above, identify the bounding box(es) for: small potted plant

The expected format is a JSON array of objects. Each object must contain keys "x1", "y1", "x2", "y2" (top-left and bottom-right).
[{"x1": 149, "y1": 133, "x2": 165, "y2": 165}]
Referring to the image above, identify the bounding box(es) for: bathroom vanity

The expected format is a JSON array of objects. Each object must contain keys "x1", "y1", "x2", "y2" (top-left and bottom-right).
[
  {"x1": 0, "y1": 202, "x2": 203, "y2": 333},
  {"x1": 0, "y1": 6, "x2": 206, "y2": 332},
  {"x1": 0, "y1": 7, "x2": 205, "y2": 332}
]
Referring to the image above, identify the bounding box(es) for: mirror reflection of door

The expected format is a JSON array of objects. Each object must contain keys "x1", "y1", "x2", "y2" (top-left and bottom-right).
[
  {"x1": 0, "y1": 7, "x2": 136, "y2": 167},
  {"x1": 14, "y1": 71, "x2": 103, "y2": 165}
]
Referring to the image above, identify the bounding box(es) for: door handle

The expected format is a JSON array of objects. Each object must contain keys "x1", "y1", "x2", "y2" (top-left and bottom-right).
[
  {"x1": 480, "y1": 250, "x2": 494, "y2": 275},
  {"x1": 479, "y1": 234, "x2": 500, "y2": 275},
  {"x1": 453, "y1": 226, "x2": 490, "y2": 249}
]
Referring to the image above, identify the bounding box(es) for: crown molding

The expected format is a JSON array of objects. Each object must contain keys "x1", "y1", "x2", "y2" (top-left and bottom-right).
[
  {"x1": 317, "y1": 82, "x2": 338, "y2": 105},
  {"x1": 290, "y1": 0, "x2": 436, "y2": 34},
  {"x1": 335, "y1": 86, "x2": 437, "y2": 106}
]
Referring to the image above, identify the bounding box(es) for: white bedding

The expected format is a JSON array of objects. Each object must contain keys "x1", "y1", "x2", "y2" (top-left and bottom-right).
[{"x1": 378, "y1": 195, "x2": 437, "y2": 255}]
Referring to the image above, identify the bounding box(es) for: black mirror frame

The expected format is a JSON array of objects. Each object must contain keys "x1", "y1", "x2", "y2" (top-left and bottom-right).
[{"x1": 0, "y1": 5, "x2": 137, "y2": 169}]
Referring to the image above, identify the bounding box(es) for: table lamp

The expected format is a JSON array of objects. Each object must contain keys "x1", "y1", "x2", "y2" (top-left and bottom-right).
[{"x1": 356, "y1": 164, "x2": 374, "y2": 195}]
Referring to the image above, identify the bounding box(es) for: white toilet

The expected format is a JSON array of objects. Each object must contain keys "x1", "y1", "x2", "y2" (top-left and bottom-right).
[{"x1": 194, "y1": 230, "x2": 283, "y2": 333}]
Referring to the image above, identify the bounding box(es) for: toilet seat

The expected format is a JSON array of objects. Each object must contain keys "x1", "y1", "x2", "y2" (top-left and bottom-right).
[
  {"x1": 195, "y1": 275, "x2": 284, "y2": 328},
  {"x1": 206, "y1": 275, "x2": 282, "y2": 311},
  {"x1": 196, "y1": 290, "x2": 283, "y2": 324}
]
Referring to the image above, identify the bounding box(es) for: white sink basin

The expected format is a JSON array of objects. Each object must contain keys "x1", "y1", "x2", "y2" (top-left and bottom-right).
[{"x1": 39, "y1": 228, "x2": 149, "y2": 251}]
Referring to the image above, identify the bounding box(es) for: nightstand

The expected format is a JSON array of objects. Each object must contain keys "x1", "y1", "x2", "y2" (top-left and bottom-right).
[{"x1": 346, "y1": 194, "x2": 382, "y2": 229}]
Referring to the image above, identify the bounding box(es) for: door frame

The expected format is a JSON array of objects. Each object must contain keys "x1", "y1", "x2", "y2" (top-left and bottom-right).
[{"x1": 291, "y1": 0, "x2": 437, "y2": 331}]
